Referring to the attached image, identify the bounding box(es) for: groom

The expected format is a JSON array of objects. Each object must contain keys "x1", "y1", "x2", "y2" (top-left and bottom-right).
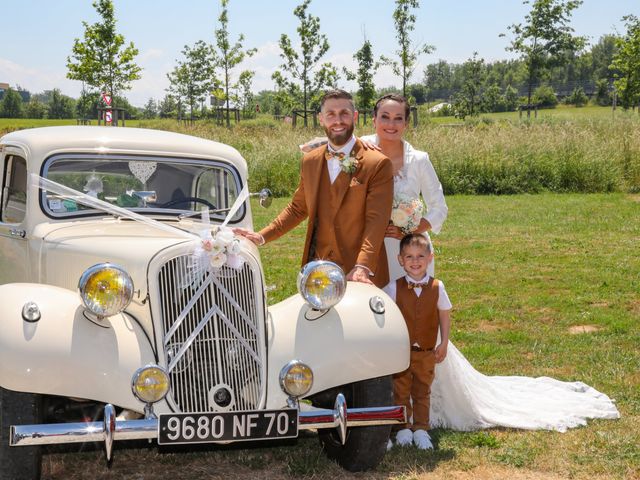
[{"x1": 235, "y1": 89, "x2": 393, "y2": 287}]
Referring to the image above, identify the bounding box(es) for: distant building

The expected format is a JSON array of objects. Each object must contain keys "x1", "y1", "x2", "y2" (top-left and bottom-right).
[
  {"x1": 0, "y1": 82, "x2": 8, "y2": 101},
  {"x1": 0, "y1": 83, "x2": 31, "y2": 102}
]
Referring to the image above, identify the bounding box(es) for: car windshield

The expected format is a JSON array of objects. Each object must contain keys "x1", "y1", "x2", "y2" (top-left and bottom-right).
[{"x1": 41, "y1": 154, "x2": 244, "y2": 222}]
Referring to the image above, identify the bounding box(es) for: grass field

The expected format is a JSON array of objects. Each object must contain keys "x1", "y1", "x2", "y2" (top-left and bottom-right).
[{"x1": 41, "y1": 193, "x2": 639, "y2": 480}]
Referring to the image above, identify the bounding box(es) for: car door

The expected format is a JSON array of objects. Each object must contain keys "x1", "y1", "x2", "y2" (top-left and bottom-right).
[{"x1": 0, "y1": 148, "x2": 29, "y2": 283}]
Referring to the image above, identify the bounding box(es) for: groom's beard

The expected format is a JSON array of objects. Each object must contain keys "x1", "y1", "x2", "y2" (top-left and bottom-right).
[{"x1": 323, "y1": 122, "x2": 355, "y2": 147}]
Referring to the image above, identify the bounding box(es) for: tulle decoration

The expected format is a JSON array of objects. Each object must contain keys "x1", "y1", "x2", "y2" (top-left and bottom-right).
[{"x1": 32, "y1": 173, "x2": 250, "y2": 289}]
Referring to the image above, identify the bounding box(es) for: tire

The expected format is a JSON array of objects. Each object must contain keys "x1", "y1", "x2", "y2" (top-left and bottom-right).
[
  {"x1": 318, "y1": 375, "x2": 393, "y2": 472},
  {"x1": 0, "y1": 387, "x2": 42, "y2": 480}
]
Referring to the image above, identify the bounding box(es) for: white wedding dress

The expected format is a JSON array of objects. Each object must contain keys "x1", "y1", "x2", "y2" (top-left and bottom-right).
[
  {"x1": 382, "y1": 139, "x2": 620, "y2": 432},
  {"x1": 428, "y1": 339, "x2": 620, "y2": 432}
]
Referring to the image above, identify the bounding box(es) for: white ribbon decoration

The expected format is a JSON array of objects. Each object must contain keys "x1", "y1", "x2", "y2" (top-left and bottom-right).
[{"x1": 32, "y1": 174, "x2": 251, "y2": 286}]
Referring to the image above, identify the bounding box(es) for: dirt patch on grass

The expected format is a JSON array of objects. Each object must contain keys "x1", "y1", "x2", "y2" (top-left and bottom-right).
[
  {"x1": 628, "y1": 299, "x2": 640, "y2": 315},
  {"x1": 473, "y1": 320, "x2": 501, "y2": 333},
  {"x1": 568, "y1": 325, "x2": 600, "y2": 334}
]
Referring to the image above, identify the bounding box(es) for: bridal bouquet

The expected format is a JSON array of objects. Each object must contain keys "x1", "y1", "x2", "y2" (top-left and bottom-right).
[{"x1": 391, "y1": 194, "x2": 424, "y2": 234}]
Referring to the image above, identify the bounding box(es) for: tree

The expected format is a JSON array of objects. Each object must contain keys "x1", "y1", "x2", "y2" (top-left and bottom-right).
[
  {"x1": 233, "y1": 70, "x2": 255, "y2": 119},
  {"x1": 343, "y1": 38, "x2": 378, "y2": 114},
  {"x1": 273, "y1": 0, "x2": 338, "y2": 126},
  {"x1": 67, "y1": 0, "x2": 141, "y2": 104},
  {"x1": 25, "y1": 98, "x2": 47, "y2": 119},
  {"x1": 167, "y1": 41, "x2": 216, "y2": 122},
  {"x1": 503, "y1": 0, "x2": 586, "y2": 115},
  {"x1": 452, "y1": 52, "x2": 485, "y2": 119},
  {"x1": 381, "y1": 0, "x2": 434, "y2": 98},
  {"x1": 158, "y1": 94, "x2": 178, "y2": 119},
  {"x1": 611, "y1": 15, "x2": 640, "y2": 110},
  {"x1": 424, "y1": 60, "x2": 456, "y2": 101},
  {"x1": 214, "y1": 0, "x2": 256, "y2": 127},
  {"x1": 76, "y1": 88, "x2": 98, "y2": 120},
  {"x1": 590, "y1": 35, "x2": 619, "y2": 81},
  {"x1": 48, "y1": 88, "x2": 76, "y2": 119},
  {"x1": 142, "y1": 98, "x2": 158, "y2": 119},
  {"x1": 0, "y1": 88, "x2": 24, "y2": 118}
]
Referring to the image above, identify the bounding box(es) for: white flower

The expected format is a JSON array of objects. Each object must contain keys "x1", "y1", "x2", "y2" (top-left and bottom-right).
[
  {"x1": 226, "y1": 253, "x2": 245, "y2": 270},
  {"x1": 210, "y1": 252, "x2": 227, "y2": 268},
  {"x1": 215, "y1": 227, "x2": 235, "y2": 245},
  {"x1": 228, "y1": 238, "x2": 242, "y2": 255},
  {"x1": 391, "y1": 208, "x2": 410, "y2": 228}
]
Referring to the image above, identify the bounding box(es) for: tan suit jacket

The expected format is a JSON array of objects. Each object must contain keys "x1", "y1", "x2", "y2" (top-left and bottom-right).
[{"x1": 260, "y1": 138, "x2": 393, "y2": 287}]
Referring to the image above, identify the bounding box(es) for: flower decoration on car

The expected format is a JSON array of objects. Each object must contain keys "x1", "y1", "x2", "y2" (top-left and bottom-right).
[
  {"x1": 391, "y1": 194, "x2": 424, "y2": 234},
  {"x1": 196, "y1": 226, "x2": 245, "y2": 271}
]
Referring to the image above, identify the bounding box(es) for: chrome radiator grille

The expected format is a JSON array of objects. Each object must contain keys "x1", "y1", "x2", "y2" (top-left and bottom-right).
[{"x1": 157, "y1": 255, "x2": 266, "y2": 413}]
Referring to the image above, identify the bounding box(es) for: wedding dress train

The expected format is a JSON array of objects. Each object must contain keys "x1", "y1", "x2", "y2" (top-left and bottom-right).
[{"x1": 428, "y1": 340, "x2": 620, "y2": 432}]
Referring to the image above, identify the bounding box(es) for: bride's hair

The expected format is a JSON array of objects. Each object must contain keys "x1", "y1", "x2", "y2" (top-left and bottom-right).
[{"x1": 373, "y1": 94, "x2": 410, "y2": 120}]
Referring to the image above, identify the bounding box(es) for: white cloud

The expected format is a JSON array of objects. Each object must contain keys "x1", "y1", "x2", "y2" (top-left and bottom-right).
[
  {"x1": 139, "y1": 48, "x2": 165, "y2": 62},
  {"x1": 0, "y1": 57, "x2": 81, "y2": 97}
]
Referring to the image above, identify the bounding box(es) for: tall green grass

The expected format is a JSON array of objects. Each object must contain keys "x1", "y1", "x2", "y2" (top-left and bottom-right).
[
  {"x1": 138, "y1": 113, "x2": 640, "y2": 196},
  {"x1": 3, "y1": 108, "x2": 639, "y2": 195}
]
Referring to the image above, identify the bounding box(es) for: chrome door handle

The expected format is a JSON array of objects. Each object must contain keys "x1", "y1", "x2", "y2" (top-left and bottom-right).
[{"x1": 10, "y1": 229, "x2": 26, "y2": 238}]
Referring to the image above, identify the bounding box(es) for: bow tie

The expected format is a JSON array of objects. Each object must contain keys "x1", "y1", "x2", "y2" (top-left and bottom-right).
[
  {"x1": 325, "y1": 150, "x2": 346, "y2": 161},
  {"x1": 408, "y1": 281, "x2": 428, "y2": 289}
]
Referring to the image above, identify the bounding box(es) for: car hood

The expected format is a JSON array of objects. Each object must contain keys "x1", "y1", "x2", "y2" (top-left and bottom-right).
[{"x1": 34, "y1": 219, "x2": 198, "y2": 296}]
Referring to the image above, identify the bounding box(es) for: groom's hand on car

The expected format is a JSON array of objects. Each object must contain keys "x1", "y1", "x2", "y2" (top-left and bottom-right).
[{"x1": 233, "y1": 227, "x2": 265, "y2": 246}]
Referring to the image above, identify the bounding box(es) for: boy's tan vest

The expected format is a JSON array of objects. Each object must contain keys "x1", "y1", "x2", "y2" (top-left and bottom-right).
[{"x1": 395, "y1": 277, "x2": 440, "y2": 350}]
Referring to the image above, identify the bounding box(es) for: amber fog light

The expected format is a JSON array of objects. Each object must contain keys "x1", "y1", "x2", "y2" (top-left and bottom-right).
[
  {"x1": 279, "y1": 360, "x2": 313, "y2": 398},
  {"x1": 131, "y1": 365, "x2": 170, "y2": 404},
  {"x1": 78, "y1": 263, "x2": 133, "y2": 319}
]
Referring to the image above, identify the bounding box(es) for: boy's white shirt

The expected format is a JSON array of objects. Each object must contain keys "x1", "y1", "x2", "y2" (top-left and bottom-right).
[{"x1": 383, "y1": 274, "x2": 453, "y2": 310}]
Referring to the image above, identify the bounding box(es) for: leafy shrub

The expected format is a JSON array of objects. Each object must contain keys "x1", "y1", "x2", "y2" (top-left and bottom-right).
[
  {"x1": 565, "y1": 87, "x2": 589, "y2": 107},
  {"x1": 533, "y1": 85, "x2": 558, "y2": 108}
]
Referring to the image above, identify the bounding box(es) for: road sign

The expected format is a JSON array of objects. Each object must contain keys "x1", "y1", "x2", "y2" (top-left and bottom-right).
[
  {"x1": 102, "y1": 93, "x2": 112, "y2": 106},
  {"x1": 105, "y1": 110, "x2": 113, "y2": 123}
]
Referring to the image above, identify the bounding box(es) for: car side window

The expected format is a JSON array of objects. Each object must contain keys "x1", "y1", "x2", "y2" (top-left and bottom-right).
[{"x1": 1, "y1": 155, "x2": 27, "y2": 223}]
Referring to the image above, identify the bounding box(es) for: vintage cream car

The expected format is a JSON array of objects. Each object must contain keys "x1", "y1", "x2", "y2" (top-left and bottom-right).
[{"x1": 0, "y1": 126, "x2": 409, "y2": 479}]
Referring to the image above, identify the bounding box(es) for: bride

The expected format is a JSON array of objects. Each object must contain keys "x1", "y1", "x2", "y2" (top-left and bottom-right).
[{"x1": 303, "y1": 93, "x2": 620, "y2": 433}]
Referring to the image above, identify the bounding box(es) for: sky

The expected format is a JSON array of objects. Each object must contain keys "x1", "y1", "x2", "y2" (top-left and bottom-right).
[{"x1": 1, "y1": 0, "x2": 637, "y2": 107}]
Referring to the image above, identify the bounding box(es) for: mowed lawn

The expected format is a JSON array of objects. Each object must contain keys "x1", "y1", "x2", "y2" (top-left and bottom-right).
[{"x1": 43, "y1": 193, "x2": 639, "y2": 480}]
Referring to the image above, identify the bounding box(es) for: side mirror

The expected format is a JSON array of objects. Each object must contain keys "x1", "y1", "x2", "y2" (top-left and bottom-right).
[{"x1": 251, "y1": 188, "x2": 272, "y2": 208}]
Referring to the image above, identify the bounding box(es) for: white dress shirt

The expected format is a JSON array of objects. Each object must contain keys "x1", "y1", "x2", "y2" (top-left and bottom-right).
[{"x1": 326, "y1": 136, "x2": 356, "y2": 184}]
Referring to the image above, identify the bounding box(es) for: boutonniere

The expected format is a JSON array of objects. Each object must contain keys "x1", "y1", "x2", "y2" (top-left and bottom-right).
[{"x1": 340, "y1": 151, "x2": 358, "y2": 175}]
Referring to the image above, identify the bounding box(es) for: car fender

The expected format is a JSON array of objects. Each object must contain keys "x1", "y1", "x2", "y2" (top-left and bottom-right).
[
  {"x1": 266, "y1": 282, "x2": 409, "y2": 406},
  {"x1": 0, "y1": 283, "x2": 156, "y2": 412}
]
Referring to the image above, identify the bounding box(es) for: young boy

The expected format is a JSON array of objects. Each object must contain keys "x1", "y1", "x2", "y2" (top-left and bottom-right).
[{"x1": 383, "y1": 233, "x2": 452, "y2": 450}]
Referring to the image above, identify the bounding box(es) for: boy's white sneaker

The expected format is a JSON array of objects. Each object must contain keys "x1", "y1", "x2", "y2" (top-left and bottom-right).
[
  {"x1": 395, "y1": 428, "x2": 413, "y2": 447},
  {"x1": 413, "y1": 429, "x2": 433, "y2": 450}
]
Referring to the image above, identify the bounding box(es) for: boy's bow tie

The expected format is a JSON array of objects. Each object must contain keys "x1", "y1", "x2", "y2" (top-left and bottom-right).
[{"x1": 408, "y1": 281, "x2": 428, "y2": 289}]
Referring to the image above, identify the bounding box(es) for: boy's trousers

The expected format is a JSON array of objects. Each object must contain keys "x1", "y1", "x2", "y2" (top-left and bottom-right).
[{"x1": 393, "y1": 348, "x2": 436, "y2": 431}]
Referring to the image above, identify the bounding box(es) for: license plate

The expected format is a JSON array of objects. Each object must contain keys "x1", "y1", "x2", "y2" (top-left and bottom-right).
[{"x1": 158, "y1": 409, "x2": 298, "y2": 445}]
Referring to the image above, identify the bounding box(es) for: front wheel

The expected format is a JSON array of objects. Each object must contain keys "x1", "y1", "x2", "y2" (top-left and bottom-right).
[
  {"x1": 0, "y1": 387, "x2": 42, "y2": 480},
  {"x1": 317, "y1": 375, "x2": 393, "y2": 472}
]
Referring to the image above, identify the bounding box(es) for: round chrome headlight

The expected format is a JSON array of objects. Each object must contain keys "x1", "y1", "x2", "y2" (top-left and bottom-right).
[
  {"x1": 279, "y1": 360, "x2": 313, "y2": 398},
  {"x1": 78, "y1": 263, "x2": 134, "y2": 318},
  {"x1": 131, "y1": 365, "x2": 170, "y2": 404},
  {"x1": 297, "y1": 260, "x2": 346, "y2": 310}
]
